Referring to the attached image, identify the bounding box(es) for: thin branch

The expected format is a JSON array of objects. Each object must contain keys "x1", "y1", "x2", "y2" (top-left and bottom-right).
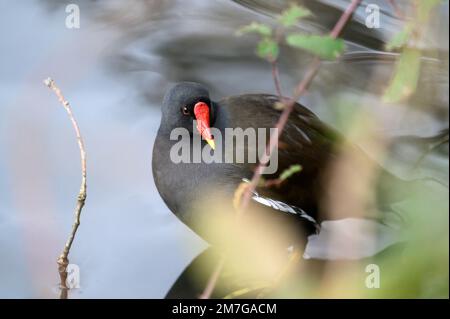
[
  {"x1": 199, "y1": 0, "x2": 362, "y2": 299},
  {"x1": 198, "y1": 256, "x2": 225, "y2": 299},
  {"x1": 240, "y1": 0, "x2": 362, "y2": 220},
  {"x1": 271, "y1": 60, "x2": 283, "y2": 98},
  {"x1": 271, "y1": 26, "x2": 285, "y2": 98},
  {"x1": 44, "y1": 77, "x2": 87, "y2": 299}
]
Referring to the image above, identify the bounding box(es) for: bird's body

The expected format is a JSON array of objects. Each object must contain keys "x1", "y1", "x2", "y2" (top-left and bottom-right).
[{"x1": 152, "y1": 82, "x2": 409, "y2": 245}]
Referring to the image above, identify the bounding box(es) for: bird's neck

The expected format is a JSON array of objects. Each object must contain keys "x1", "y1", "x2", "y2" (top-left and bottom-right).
[{"x1": 210, "y1": 101, "x2": 229, "y2": 132}]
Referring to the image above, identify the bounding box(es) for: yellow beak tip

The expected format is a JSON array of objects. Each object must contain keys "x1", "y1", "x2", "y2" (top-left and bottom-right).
[{"x1": 206, "y1": 139, "x2": 215, "y2": 150}]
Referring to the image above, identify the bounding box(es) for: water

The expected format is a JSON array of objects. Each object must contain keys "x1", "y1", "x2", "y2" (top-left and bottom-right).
[{"x1": 0, "y1": 0, "x2": 448, "y2": 298}]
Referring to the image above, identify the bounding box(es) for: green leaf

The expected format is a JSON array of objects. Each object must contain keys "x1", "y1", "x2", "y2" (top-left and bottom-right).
[
  {"x1": 278, "y1": 4, "x2": 311, "y2": 27},
  {"x1": 386, "y1": 25, "x2": 413, "y2": 51},
  {"x1": 286, "y1": 34, "x2": 345, "y2": 60},
  {"x1": 383, "y1": 48, "x2": 421, "y2": 103},
  {"x1": 416, "y1": 0, "x2": 443, "y2": 23},
  {"x1": 236, "y1": 22, "x2": 272, "y2": 37},
  {"x1": 223, "y1": 284, "x2": 269, "y2": 299},
  {"x1": 279, "y1": 164, "x2": 302, "y2": 181},
  {"x1": 256, "y1": 38, "x2": 279, "y2": 61}
]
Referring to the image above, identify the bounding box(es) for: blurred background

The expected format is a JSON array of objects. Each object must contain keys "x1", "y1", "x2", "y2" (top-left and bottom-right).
[{"x1": 0, "y1": 0, "x2": 448, "y2": 298}]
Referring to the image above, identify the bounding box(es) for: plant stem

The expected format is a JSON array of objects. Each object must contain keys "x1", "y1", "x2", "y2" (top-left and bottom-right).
[
  {"x1": 271, "y1": 60, "x2": 283, "y2": 98},
  {"x1": 239, "y1": 0, "x2": 362, "y2": 220},
  {"x1": 198, "y1": 256, "x2": 225, "y2": 299},
  {"x1": 44, "y1": 77, "x2": 87, "y2": 299},
  {"x1": 199, "y1": 0, "x2": 362, "y2": 299}
]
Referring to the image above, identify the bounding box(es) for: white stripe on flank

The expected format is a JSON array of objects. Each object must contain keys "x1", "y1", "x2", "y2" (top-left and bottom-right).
[{"x1": 242, "y1": 178, "x2": 320, "y2": 233}]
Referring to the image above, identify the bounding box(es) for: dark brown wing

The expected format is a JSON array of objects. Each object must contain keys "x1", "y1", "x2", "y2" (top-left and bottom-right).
[
  {"x1": 219, "y1": 94, "x2": 345, "y2": 218},
  {"x1": 220, "y1": 93, "x2": 411, "y2": 222}
]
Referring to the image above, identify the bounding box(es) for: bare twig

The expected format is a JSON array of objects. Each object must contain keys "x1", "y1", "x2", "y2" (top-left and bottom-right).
[
  {"x1": 271, "y1": 60, "x2": 283, "y2": 98},
  {"x1": 198, "y1": 256, "x2": 225, "y2": 299},
  {"x1": 239, "y1": 0, "x2": 362, "y2": 221},
  {"x1": 200, "y1": 0, "x2": 362, "y2": 299},
  {"x1": 44, "y1": 77, "x2": 87, "y2": 299},
  {"x1": 271, "y1": 26, "x2": 285, "y2": 98}
]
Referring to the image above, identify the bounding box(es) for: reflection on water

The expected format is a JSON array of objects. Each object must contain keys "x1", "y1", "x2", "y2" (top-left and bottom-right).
[{"x1": 0, "y1": 0, "x2": 448, "y2": 298}]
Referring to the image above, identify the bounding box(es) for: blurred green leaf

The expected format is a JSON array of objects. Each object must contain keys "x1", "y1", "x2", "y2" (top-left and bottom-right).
[
  {"x1": 223, "y1": 284, "x2": 269, "y2": 299},
  {"x1": 236, "y1": 22, "x2": 272, "y2": 37},
  {"x1": 416, "y1": 0, "x2": 443, "y2": 23},
  {"x1": 286, "y1": 34, "x2": 345, "y2": 60},
  {"x1": 278, "y1": 4, "x2": 311, "y2": 27},
  {"x1": 279, "y1": 164, "x2": 302, "y2": 181},
  {"x1": 386, "y1": 25, "x2": 413, "y2": 51},
  {"x1": 368, "y1": 181, "x2": 449, "y2": 298},
  {"x1": 383, "y1": 48, "x2": 421, "y2": 103},
  {"x1": 256, "y1": 38, "x2": 279, "y2": 61}
]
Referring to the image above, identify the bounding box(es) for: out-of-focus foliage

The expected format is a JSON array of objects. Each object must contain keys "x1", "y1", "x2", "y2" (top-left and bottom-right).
[
  {"x1": 386, "y1": 25, "x2": 413, "y2": 51},
  {"x1": 383, "y1": 0, "x2": 446, "y2": 103},
  {"x1": 277, "y1": 4, "x2": 311, "y2": 27},
  {"x1": 237, "y1": 4, "x2": 344, "y2": 62},
  {"x1": 35, "y1": 0, "x2": 448, "y2": 299},
  {"x1": 200, "y1": 1, "x2": 449, "y2": 299},
  {"x1": 366, "y1": 181, "x2": 449, "y2": 298},
  {"x1": 236, "y1": 21, "x2": 272, "y2": 37},
  {"x1": 286, "y1": 35, "x2": 344, "y2": 60},
  {"x1": 383, "y1": 48, "x2": 422, "y2": 104},
  {"x1": 256, "y1": 38, "x2": 280, "y2": 60},
  {"x1": 181, "y1": 102, "x2": 448, "y2": 298},
  {"x1": 278, "y1": 164, "x2": 302, "y2": 181}
]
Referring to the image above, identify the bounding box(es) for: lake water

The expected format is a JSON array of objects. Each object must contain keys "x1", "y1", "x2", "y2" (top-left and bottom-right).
[{"x1": 0, "y1": 0, "x2": 448, "y2": 298}]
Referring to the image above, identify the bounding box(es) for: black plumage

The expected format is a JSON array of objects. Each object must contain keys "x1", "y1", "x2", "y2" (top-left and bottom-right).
[{"x1": 152, "y1": 82, "x2": 410, "y2": 245}]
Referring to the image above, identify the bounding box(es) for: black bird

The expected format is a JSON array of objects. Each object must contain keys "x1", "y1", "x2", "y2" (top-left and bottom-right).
[{"x1": 152, "y1": 82, "x2": 411, "y2": 246}]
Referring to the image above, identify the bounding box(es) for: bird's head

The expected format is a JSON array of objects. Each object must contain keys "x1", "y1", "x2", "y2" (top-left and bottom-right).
[{"x1": 161, "y1": 82, "x2": 215, "y2": 149}]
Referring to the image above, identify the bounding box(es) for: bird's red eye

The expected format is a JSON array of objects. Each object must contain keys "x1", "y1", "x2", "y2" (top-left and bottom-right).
[{"x1": 181, "y1": 106, "x2": 190, "y2": 116}]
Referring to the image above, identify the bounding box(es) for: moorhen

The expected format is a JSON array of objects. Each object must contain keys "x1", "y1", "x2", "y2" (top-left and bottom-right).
[{"x1": 152, "y1": 82, "x2": 411, "y2": 246}]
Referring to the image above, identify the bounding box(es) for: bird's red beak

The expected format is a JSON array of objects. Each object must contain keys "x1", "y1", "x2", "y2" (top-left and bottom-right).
[{"x1": 194, "y1": 102, "x2": 215, "y2": 150}]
